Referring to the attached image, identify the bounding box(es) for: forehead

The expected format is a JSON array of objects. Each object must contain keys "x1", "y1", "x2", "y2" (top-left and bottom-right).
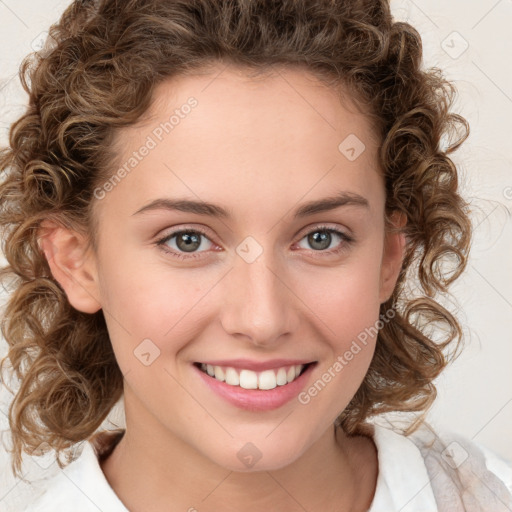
[
  {"x1": 101, "y1": 64, "x2": 384, "y2": 221},
  {"x1": 146, "y1": 63, "x2": 378, "y2": 142}
]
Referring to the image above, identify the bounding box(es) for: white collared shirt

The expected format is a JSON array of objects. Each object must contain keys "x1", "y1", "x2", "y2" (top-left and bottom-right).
[{"x1": 3, "y1": 423, "x2": 511, "y2": 512}]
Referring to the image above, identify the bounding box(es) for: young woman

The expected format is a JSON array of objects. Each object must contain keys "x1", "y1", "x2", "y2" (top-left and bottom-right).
[{"x1": 0, "y1": 1, "x2": 511, "y2": 511}]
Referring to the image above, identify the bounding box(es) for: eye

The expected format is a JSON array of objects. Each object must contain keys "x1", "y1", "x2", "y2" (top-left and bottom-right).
[
  {"x1": 155, "y1": 227, "x2": 215, "y2": 260},
  {"x1": 155, "y1": 224, "x2": 354, "y2": 261},
  {"x1": 295, "y1": 225, "x2": 354, "y2": 255}
]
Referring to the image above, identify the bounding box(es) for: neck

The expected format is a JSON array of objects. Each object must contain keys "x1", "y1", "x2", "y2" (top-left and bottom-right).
[{"x1": 100, "y1": 406, "x2": 378, "y2": 512}]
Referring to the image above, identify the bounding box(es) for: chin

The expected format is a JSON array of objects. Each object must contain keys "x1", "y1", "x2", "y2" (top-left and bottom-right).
[{"x1": 202, "y1": 433, "x2": 311, "y2": 473}]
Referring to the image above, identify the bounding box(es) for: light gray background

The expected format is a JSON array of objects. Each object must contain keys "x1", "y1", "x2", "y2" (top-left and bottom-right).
[{"x1": 0, "y1": 0, "x2": 511, "y2": 490}]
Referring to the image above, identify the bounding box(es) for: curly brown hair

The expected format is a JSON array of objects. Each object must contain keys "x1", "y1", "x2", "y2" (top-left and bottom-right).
[{"x1": 0, "y1": 0, "x2": 471, "y2": 478}]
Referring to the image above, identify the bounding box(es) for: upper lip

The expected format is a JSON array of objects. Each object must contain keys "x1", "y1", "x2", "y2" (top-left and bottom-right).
[{"x1": 196, "y1": 359, "x2": 316, "y2": 372}]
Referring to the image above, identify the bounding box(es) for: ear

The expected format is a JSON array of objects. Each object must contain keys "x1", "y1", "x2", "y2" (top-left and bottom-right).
[
  {"x1": 379, "y1": 210, "x2": 407, "y2": 304},
  {"x1": 37, "y1": 219, "x2": 102, "y2": 314}
]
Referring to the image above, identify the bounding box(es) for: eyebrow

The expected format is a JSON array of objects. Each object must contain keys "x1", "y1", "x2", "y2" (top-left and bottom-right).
[{"x1": 131, "y1": 191, "x2": 370, "y2": 219}]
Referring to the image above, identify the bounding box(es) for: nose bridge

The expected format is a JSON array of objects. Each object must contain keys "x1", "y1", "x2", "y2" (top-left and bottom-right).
[{"x1": 220, "y1": 239, "x2": 297, "y2": 344}]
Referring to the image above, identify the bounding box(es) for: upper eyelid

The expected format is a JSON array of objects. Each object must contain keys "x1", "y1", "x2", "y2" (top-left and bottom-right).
[
  {"x1": 158, "y1": 224, "x2": 351, "y2": 249},
  {"x1": 160, "y1": 223, "x2": 349, "y2": 238},
  {"x1": 158, "y1": 225, "x2": 215, "y2": 244},
  {"x1": 296, "y1": 223, "x2": 350, "y2": 238}
]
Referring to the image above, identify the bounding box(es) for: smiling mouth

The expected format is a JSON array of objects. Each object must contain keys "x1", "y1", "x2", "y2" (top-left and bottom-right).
[{"x1": 193, "y1": 361, "x2": 315, "y2": 390}]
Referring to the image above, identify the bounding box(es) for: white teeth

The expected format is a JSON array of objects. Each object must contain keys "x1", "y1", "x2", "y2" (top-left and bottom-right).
[
  {"x1": 225, "y1": 367, "x2": 240, "y2": 386},
  {"x1": 258, "y1": 370, "x2": 277, "y2": 390},
  {"x1": 239, "y1": 369, "x2": 258, "y2": 389},
  {"x1": 199, "y1": 363, "x2": 307, "y2": 390},
  {"x1": 276, "y1": 367, "x2": 288, "y2": 386},
  {"x1": 214, "y1": 366, "x2": 225, "y2": 382}
]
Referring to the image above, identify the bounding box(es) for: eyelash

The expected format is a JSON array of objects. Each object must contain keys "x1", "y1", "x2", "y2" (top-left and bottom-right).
[{"x1": 155, "y1": 225, "x2": 354, "y2": 261}]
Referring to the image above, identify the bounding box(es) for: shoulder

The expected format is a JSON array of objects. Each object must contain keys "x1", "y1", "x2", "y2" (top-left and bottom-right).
[
  {"x1": 1, "y1": 431, "x2": 128, "y2": 512},
  {"x1": 408, "y1": 421, "x2": 512, "y2": 510},
  {"x1": 368, "y1": 419, "x2": 512, "y2": 512}
]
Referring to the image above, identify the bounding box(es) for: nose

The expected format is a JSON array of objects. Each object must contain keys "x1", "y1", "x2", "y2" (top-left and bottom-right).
[{"x1": 219, "y1": 247, "x2": 299, "y2": 347}]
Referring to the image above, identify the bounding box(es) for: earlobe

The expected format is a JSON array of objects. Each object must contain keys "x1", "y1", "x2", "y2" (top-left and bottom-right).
[
  {"x1": 37, "y1": 219, "x2": 102, "y2": 314},
  {"x1": 379, "y1": 211, "x2": 407, "y2": 304}
]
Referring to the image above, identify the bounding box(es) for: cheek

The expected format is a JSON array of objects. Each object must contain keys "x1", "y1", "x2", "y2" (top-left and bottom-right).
[
  {"x1": 96, "y1": 253, "x2": 211, "y2": 371},
  {"x1": 292, "y1": 245, "x2": 383, "y2": 397},
  {"x1": 294, "y1": 243, "x2": 384, "y2": 336},
  {"x1": 295, "y1": 269, "x2": 383, "y2": 418}
]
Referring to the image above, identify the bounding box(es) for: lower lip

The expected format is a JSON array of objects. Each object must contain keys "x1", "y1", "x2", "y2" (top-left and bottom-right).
[{"x1": 193, "y1": 363, "x2": 317, "y2": 411}]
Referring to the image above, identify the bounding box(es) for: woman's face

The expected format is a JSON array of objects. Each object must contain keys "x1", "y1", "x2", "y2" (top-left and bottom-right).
[{"x1": 85, "y1": 64, "x2": 404, "y2": 471}]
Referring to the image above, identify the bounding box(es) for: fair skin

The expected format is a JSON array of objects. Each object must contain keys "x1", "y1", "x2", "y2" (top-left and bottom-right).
[{"x1": 38, "y1": 64, "x2": 406, "y2": 512}]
